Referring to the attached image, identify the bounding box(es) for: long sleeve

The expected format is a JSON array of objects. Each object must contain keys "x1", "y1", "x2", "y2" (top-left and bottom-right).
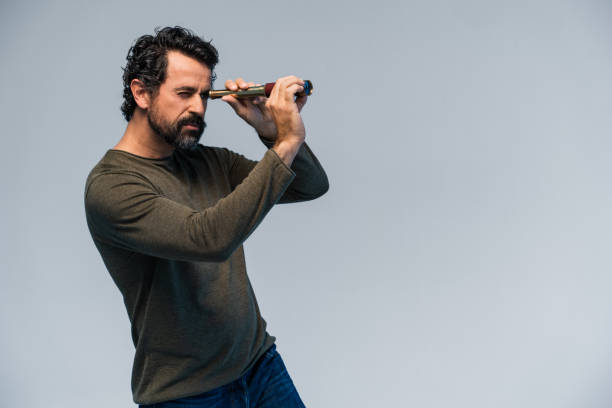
[
  {"x1": 84, "y1": 148, "x2": 295, "y2": 263},
  {"x1": 229, "y1": 142, "x2": 329, "y2": 204}
]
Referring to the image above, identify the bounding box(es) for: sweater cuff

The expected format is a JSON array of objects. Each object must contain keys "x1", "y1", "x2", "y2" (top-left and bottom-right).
[{"x1": 266, "y1": 147, "x2": 296, "y2": 177}]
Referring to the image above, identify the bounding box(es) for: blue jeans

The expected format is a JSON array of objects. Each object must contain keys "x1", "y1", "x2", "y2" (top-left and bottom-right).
[{"x1": 139, "y1": 344, "x2": 306, "y2": 408}]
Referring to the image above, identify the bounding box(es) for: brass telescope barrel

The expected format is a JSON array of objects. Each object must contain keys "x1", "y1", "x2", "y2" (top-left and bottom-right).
[{"x1": 209, "y1": 80, "x2": 313, "y2": 99}]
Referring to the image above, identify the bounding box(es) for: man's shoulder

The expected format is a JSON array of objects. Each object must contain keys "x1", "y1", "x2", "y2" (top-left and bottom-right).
[
  {"x1": 84, "y1": 150, "x2": 158, "y2": 200},
  {"x1": 86, "y1": 149, "x2": 133, "y2": 179},
  {"x1": 85, "y1": 150, "x2": 116, "y2": 190}
]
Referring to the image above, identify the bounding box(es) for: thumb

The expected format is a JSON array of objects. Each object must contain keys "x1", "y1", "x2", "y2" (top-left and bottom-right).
[
  {"x1": 295, "y1": 95, "x2": 308, "y2": 112},
  {"x1": 222, "y1": 95, "x2": 245, "y2": 114}
]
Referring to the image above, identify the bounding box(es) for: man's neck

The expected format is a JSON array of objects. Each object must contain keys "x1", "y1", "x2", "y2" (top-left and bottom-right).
[{"x1": 113, "y1": 111, "x2": 174, "y2": 159}]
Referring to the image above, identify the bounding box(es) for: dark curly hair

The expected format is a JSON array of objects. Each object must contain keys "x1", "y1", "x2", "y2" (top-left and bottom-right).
[{"x1": 120, "y1": 26, "x2": 219, "y2": 121}]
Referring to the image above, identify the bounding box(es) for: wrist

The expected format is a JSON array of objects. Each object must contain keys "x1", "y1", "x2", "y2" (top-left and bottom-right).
[
  {"x1": 272, "y1": 139, "x2": 302, "y2": 167},
  {"x1": 257, "y1": 132, "x2": 276, "y2": 147}
]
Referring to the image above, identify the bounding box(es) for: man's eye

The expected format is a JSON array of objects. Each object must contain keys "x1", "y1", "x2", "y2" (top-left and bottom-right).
[{"x1": 178, "y1": 92, "x2": 190, "y2": 97}]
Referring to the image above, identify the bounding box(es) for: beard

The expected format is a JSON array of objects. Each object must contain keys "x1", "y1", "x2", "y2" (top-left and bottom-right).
[{"x1": 147, "y1": 104, "x2": 206, "y2": 151}]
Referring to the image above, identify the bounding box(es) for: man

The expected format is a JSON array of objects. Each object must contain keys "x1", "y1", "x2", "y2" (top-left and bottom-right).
[{"x1": 84, "y1": 26, "x2": 328, "y2": 408}]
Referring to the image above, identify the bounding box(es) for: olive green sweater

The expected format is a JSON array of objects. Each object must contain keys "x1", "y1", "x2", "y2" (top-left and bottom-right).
[{"x1": 84, "y1": 142, "x2": 328, "y2": 405}]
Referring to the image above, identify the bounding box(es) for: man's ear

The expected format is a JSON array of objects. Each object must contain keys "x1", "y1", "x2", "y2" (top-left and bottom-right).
[{"x1": 131, "y1": 79, "x2": 152, "y2": 110}]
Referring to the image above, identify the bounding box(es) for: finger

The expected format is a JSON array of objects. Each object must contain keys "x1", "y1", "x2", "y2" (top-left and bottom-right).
[
  {"x1": 284, "y1": 83, "x2": 305, "y2": 101},
  {"x1": 295, "y1": 95, "x2": 308, "y2": 112},
  {"x1": 221, "y1": 94, "x2": 238, "y2": 108},
  {"x1": 269, "y1": 76, "x2": 281, "y2": 100},
  {"x1": 269, "y1": 76, "x2": 291, "y2": 98},
  {"x1": 236, "y1": 77, "x2": 249, "y2": 90},
  {"x1": 222, "y1": 94, "x2": 248, "y2": 114},
  {"x1": 224, "y1": 79, "x2": 238, "y2": 91},
  {"x1": 271, "y1": 76, "x2": 304, "y2": 100},
  {"x1": 276, "y1": 75, "x2": 304, "y2": 88}
]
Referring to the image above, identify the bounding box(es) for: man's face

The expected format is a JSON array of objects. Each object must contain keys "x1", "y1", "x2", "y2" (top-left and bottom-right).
[{"x1": 147, "y1": 50, "x2": 212, "y2": 151}]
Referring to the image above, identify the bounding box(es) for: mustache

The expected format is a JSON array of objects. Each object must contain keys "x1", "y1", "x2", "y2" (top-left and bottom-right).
[{"x1": 178, "y1": 115, "x2": 206, "y2": 130}]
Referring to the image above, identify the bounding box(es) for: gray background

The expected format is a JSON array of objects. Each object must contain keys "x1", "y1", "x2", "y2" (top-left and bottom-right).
[{"x1": 1, "y1": 0, "x2": 612, "y2": 407}]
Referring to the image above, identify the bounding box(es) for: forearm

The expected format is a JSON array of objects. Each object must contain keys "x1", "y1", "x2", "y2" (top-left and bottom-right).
[
  {"x1": 86, "y1": 149, "x2": 296, "y2": 263},
  {"x1": 261, "y1": 136, "x2": 328, "y2": 203}
]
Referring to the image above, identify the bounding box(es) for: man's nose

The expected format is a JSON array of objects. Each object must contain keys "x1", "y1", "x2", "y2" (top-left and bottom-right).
[{"x1": 190, "y1": 94, "x2": 207, "y2": 116}]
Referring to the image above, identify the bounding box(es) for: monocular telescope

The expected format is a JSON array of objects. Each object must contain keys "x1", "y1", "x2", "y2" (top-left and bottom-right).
[{"x1": 209, "y1": 80, "x2": 313, "y2": 99}]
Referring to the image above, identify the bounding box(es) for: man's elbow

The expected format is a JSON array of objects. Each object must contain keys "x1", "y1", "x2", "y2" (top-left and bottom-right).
[
  {"x1": 296, "y1": 179, "x2": 329, "y2": 202},
  {"x1": 314, "y1": 172, "x2": 330, "y2": 198},
  {"x1": 312, "y1": 178, "x2": 329, "y2": 199}
]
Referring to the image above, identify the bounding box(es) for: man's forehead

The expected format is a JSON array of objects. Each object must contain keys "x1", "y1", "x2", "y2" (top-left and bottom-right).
[{"x1": 165, "y1": 51, "x2": 211, "y2": 86}]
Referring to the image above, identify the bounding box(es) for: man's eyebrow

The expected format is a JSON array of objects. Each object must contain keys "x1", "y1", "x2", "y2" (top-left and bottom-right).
[
  {"x1": 174, "y1": 86, "x2": 198, "y2": 92},
  {"x1": 174, "y1": 86, "x2": 211, "y2": 96}
]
